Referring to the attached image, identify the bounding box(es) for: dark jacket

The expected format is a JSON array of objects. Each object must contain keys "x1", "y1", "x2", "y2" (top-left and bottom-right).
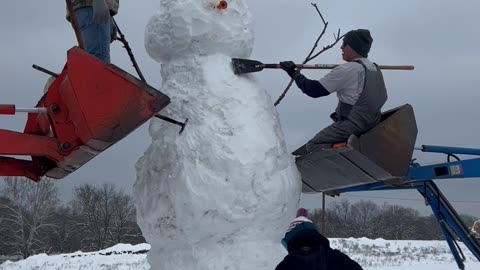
[{"x1": 276, "y1": 229, "x2": 363, "y2": 270}]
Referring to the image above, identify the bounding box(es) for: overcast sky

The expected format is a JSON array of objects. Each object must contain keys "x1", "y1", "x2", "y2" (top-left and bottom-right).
[{"x1": 0, "y1": 0, "x2": 479, "y2": 217}]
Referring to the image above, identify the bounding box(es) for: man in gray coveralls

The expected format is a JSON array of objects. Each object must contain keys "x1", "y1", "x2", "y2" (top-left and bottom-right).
[{"x1": 280, "y1": 29, "x2": 388, "y2": 154}]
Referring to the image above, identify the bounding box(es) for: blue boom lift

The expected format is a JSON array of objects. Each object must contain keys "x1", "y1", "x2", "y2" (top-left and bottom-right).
[{"x1": 295, "y1": 104, "x2": 480, "y2": 270}]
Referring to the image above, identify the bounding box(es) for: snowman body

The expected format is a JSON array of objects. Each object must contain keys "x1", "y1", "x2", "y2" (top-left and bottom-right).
[{"x1": 135, "y1": 1, "x2": 302, "y2": 269}]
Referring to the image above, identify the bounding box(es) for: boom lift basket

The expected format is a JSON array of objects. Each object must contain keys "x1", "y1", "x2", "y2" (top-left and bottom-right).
[
  {"x1": 296, "y1": 104, "x2": 418, "y2": 193},
  {"x1": 0, "y1": 47, "x2": 170, "y2": 181}
]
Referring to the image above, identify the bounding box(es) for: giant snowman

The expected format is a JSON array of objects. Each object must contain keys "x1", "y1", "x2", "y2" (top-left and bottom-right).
[{"x1": 134, "y1": 0, "x2": 302, "y2": 269}]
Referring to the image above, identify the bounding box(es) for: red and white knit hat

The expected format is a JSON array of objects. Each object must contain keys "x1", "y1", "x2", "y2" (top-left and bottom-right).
[
  {"x1": 288, "y1": 208, "x2": 312, "y2": 227},
  {"x1": 282, "y1": 208, "x2": 316, "y2": 249}
]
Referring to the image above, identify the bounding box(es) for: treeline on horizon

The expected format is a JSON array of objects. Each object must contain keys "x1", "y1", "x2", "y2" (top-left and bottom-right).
[
  {"x1": 309, "y1": 200, "x2": 477, "y2": 240},
  {"x1": 0, "y1": 177, "x2": 477, "y2": 259},
  {"x1": 0, "y1": 177, "x2": 144, "y2": 259}
]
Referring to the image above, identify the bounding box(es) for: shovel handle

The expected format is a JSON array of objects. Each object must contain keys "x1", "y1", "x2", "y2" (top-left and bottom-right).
[{"x1": 260, "y1": 64, "x2": 414, "y2": 71}]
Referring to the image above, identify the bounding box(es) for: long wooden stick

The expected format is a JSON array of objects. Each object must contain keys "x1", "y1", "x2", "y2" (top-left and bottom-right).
[
  {"x1": 112, "y1": 18, "x2": 146, "y2": 82},
  {"x1": 113, "y1": 18, "x2": 189, "y2": 134},
  {"x1": 262, "y1": 63, "x2": 414, "y2": 71},
  {"x1": 65, "y1": 0, "x2": 85, "y2": 49}
]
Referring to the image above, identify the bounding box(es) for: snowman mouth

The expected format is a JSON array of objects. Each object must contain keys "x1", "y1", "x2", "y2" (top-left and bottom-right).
[{"x1": 216, "y1": 1, "x2": 228, "y2": 10}]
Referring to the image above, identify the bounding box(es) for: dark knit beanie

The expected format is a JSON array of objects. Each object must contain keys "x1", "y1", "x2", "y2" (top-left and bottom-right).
[{"x1": 343, "y1": 29, "x2": 373, "y2": 57}]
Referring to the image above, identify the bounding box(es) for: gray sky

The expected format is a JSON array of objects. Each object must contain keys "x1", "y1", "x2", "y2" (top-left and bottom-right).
[{"x1": 0, "y1": 0, "x2": 479, "y2": 217}]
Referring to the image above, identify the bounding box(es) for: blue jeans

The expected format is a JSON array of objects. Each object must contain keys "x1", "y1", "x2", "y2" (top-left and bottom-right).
[{"x1": 75, "y1": 7, "x2": 112, "y2": 63}]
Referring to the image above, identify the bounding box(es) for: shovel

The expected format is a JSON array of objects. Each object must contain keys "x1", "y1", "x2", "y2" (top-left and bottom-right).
[{"x1": 232, "y1": 58, "x2": 414, "y2": 75}]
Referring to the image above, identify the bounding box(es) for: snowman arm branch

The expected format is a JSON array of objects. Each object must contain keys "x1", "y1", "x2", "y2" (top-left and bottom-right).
[{"x1": 275, "y1": 3, "x2": 342, "y2": 106}]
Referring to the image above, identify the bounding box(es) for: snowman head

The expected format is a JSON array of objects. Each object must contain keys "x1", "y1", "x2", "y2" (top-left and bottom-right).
[{"x1": 145, "y1": 0, "x2": 254, "y2": 62}]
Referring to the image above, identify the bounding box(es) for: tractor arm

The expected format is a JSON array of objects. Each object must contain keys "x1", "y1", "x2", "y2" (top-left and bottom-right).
[{"x1": 0, "y1": 47, "x2": 170, "y2": 182}]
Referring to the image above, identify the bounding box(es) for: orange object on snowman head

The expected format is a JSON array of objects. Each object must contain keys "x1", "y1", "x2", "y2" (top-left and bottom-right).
[{"x1": 217, "y1": 1, "x2": 228, "y2": 10}]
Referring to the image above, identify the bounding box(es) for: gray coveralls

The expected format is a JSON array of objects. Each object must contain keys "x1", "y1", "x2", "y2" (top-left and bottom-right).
[{"x1": 305, "y1": 60, "x2": 388, "y2": 153}]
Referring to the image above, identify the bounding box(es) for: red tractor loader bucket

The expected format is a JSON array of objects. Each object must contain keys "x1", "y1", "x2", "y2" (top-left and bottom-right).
[{"x1": 0, "y1": 47, "x2": 170, "y2": 180}]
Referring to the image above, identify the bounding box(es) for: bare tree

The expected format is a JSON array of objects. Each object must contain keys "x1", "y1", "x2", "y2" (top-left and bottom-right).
[
  {"x1": 0, "y1": 177, "x2": 59, "y2": 258},
  {"x1": 45, "y1": 205, "x2": 80, "y2": 254},
  {"x1": 72, "y1": 184, "x2": 105, "y2": 251},
  {"x1": 375, "y1": 204, "x2": 420, "y2": 240},
  {"x1": 110, "y1": 192, "x2": 140, "y2": 244},
  {"x1": 416, "y1": 215, "x2": 443, "y2": 240},
  {"x1": 97, "y1": 184, "x2": 117, "y2": 249},
  {"x1": 71, "y1": 183, "x2": 143, "y2": 251},
  {"x1": 0, "y1": 196, "x2": 15, "y2": 255},
  {"x1": 349, "y1": 200, "x2": 381, "y2": 238},
  {"x1": 324, "y1": 200, "x2": 358, "y2": 238}
]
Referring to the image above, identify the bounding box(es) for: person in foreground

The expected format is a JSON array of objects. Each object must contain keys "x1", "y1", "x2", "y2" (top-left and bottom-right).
[
  {"x1": 276, "y1": 208, "x2": 363, "y2": 270},
  {"x1": 281, "y1": 29, "x2": 387, "y2": 154}
]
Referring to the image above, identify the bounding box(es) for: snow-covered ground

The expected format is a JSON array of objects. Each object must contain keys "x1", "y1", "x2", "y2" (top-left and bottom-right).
[{"x1": 1, "y1": 238, "x2": 478, "y2": 270}]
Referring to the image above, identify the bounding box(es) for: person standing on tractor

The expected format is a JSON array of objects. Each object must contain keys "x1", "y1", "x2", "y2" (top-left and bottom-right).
[
  {"x1": 66, "y1": 0, "x2": 120, "y2": 63},
  {"x1": 44, "y1": 0, "x2": 119, "y2": 93},
  {"x1": 280, "y1": 29, "x2": 388, "y2": 154},
  {"x1": 276, "y1": 208, "x2": 363, "y2": 270}
]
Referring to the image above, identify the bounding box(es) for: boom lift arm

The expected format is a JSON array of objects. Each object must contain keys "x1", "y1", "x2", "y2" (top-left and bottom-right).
[{"x1": 332, "y1": 145, "x2": 480, "y2": 270}]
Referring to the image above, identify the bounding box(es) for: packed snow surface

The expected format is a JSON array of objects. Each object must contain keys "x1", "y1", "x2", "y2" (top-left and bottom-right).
[
  {"x1": 135, "y1": 0, "x2": 301, "y2": 269},
  {"x1": 2, "y1": 239, "x2": 479, "y2": 270}
]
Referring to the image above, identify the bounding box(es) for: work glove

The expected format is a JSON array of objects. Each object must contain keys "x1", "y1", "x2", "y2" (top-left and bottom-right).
[
  {"x1": 92, "y1": 0, "x2": 110, "y2": 25},
  {"x1": 280, "y1": 61, "x2": 299, "y2": 78}
]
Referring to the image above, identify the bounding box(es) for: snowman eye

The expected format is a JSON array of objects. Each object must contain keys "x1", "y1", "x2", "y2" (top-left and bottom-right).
[{"x1": 216, "y1": 0, "x2": 228, "y2": 10}]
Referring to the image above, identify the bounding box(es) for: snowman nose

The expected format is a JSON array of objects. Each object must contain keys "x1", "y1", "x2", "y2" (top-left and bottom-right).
[{"x1": 217, "y1": 1, "x2": 228, "y2": 10}]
